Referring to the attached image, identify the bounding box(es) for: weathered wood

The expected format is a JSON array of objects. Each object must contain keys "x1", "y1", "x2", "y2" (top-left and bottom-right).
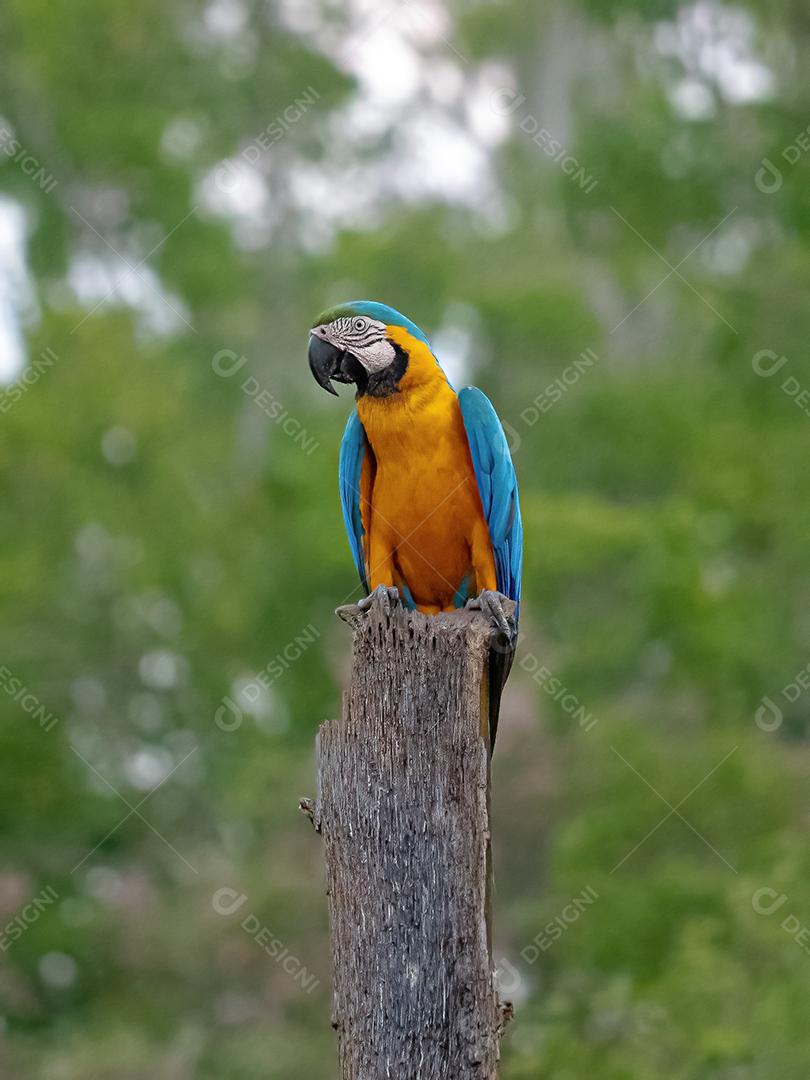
[{"x1": 313, "y1": 597, "x2": 512, "y2": 1079}]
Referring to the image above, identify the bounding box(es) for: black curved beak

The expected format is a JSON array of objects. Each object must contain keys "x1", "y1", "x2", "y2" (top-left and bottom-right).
[
  {"x1": 308, "y1": 334, "x2": 362, "y2": 396},
  {"x1": 308, "y1": 334, "x2": 341, "y2": 395}
]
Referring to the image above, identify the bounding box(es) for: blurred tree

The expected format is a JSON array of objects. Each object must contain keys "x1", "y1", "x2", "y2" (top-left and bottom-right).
[{"x1": 1, "y1": 0, "x2": 809, "y2": 1076}]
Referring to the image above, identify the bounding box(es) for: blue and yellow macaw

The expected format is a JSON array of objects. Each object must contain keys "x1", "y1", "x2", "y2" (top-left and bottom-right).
[{"x1": 308, "y1": 300, "x2": 522, "y2": 746}]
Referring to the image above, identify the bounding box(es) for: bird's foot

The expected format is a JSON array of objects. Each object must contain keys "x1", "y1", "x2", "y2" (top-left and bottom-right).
[
  {"x1": 359, "y1": 584, "x2": 400, "y2": 615},
  {"x1": 466, "y1": 590, "x2": 516, "y2": 649},
  {"x1": 337, "y1": 584, "x2": 400, "y2": 621}
]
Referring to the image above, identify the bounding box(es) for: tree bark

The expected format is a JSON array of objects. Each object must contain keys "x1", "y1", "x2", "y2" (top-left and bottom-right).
[{"x1": 311, "y1": 598, "x2": 512, "y2": 1079}]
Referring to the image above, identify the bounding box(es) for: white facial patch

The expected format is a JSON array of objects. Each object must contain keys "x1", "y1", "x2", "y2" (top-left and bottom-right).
[
  {"x1": 321, "y1": 315, "x2": 396, "y2": 373},
  {"x1": 357, "y1": 336, "x2": 397, "y2": 372}
]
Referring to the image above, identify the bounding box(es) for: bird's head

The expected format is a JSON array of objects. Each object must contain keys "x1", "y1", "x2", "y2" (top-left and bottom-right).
[{"x1": 308, "y1": 300, "x2": 438, "y2": 399}]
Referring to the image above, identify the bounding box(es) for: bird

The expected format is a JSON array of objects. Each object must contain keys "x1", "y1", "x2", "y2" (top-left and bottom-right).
[{"x1": 308, "y1": 300, "x2": 522, "y2": 748}]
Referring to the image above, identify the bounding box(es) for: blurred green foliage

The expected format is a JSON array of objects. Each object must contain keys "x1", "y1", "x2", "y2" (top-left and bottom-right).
[{"x1": 1, "y1": 0, "x2": 809, "y2": 1076}]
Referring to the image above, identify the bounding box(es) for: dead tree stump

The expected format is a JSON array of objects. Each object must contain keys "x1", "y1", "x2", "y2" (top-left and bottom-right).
[{"x1": 309, "y1": 598, "x2": 512, "y2": 1079}]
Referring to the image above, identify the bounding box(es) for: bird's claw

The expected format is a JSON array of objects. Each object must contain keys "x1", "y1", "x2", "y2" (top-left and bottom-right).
[
  {"x1": 357, "y1": 584, "x2": 401, "y2": 617},
  {"x1": 466, "y1": 590, "x2": 516, "y2": 647},
  {"x1": 336, "y1": 584, "x2": 400, "y2": 621}
]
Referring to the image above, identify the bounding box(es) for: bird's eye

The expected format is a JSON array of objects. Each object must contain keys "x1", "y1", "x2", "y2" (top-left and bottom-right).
[{"x1": 354, "y1": 317, "x2": 367, "y2": 332}]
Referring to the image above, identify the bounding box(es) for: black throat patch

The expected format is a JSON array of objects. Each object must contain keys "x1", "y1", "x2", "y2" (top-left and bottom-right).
[{"x1": 355, "y1": 342, "x2": 409, "y2": 399}]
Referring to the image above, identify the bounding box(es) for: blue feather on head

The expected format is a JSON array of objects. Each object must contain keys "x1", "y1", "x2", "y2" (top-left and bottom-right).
[{"x1": 313, "y1": 300, "x2": 432, "y2": 348}]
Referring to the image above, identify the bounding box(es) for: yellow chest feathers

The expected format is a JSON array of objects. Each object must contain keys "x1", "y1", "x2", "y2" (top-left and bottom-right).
[{"x1": 356, "y1": 327, "x2": 464, "y2": 457}]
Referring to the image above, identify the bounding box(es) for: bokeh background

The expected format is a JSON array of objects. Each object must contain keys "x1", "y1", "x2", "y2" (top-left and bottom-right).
[{"x1": 2, "y1": 0, "x2": 810, "y2": 1076}]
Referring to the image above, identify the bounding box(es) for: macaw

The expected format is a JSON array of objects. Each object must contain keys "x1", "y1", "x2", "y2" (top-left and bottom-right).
[{"x1": 308, "y1": 300, "x2": 522, "y2": 747}]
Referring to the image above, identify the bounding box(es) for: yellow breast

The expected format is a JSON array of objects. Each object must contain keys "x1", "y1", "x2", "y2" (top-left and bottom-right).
[{"x1": 357, "y1": 327, "x2": 495, "y2": 611}]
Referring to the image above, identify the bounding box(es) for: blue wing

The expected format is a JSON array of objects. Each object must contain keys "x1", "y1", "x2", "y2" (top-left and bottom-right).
[
  {"x1": 458, "y1": 387, "x2": 523, "y2": 607},
  {"x1": 338, "y1": 409, "x2": 370, "y2": 593}
]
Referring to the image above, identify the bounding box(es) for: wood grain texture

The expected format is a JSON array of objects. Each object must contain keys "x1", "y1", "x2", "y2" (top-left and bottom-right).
[{"x1": 314, "y1": 599, "x2": 512, "y2": 1079}]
